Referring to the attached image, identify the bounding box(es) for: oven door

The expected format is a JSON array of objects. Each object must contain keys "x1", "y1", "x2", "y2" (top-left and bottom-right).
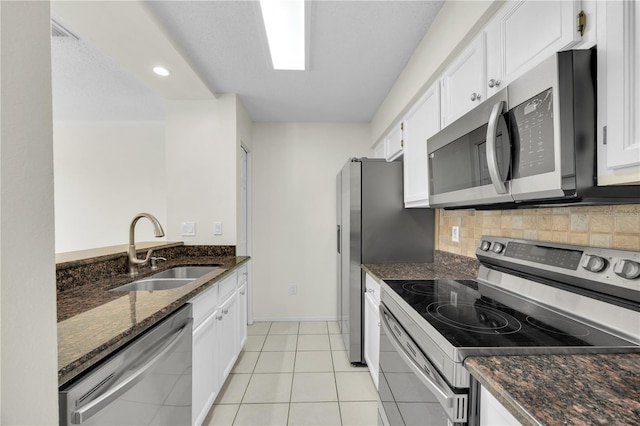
[
  {"x1": 428, "y1": 89, "x2": 512, "y2": 208},
  {"x1": 378, "y1": 304, "x2": 468, "y2": 426}
]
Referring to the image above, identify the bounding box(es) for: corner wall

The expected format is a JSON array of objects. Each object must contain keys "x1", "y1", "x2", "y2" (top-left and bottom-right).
[
  {"x1": 0, "y1": 1, "x2": 58, "y2": 423},
  {"x1": 252, "y1": 123, "x2": 370, "y2": 320}
]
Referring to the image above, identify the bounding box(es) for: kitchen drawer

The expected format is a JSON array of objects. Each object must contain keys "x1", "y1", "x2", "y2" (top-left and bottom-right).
[
  {"x1": 218, "y1": 271, "x2": 238, "y2": 302},
  {"x1": 190, "y1": 284, "x2": 218, "y2": 328},
  {"x1": 237, "y1": 265, "x2": 248, "y2": 287},
  {"x1": 365, "y1": 273, "x2": 381, "y2": 305}
]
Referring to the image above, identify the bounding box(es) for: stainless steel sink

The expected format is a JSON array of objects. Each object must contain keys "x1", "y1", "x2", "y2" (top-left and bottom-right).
[
  {"x1": 111, "y1": 265, "x2": 220, "y2": 292},
  {"x1": 112, "y1": 278, "x2": 195, "y2": 292},
  {"x1": 149, "y1": 266, "x2": 220, "y2": 280}
]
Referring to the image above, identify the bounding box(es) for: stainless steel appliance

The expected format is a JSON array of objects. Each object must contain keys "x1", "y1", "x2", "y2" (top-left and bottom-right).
[
  {"x1": 337, "y1": 158, "x2": 435, "y2": 364},
  {"x1": 428, "y1": 48, "x2": 640, "y2": 209},
  {"x1": 59, "y1": 305, "x2": 193, "y2": 425},
  {"x1": 378, "y1": 237, "x2": 640, "y2": 425}
]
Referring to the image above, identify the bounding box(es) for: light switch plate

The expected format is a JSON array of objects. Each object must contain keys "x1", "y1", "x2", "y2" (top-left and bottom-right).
[
  {"x1": 181, "y1": 221, "x2": 196, "y2": 237},
  {"x1": 214, "y1": 222, "x2": 223, "y2": 236}
]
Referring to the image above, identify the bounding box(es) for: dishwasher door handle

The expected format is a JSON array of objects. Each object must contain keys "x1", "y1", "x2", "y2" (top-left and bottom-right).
[{"x1": 71, "y1": 321, "x2": 191, "y2": 424}]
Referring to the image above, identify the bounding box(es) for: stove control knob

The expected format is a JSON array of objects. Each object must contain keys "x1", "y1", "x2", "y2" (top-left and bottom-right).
[
  {"x1": 492, "y1": 242, "x2": 505, "y2": 254},
  {"x1": 480, "y1": 241, "x2": 491, "y2": 251},
  {"x1": 613, "y1": 259, "x2": 640, "y2": 280},
  {"x1": 581, "y1": 255, "x2": 608, "y2": 273}
]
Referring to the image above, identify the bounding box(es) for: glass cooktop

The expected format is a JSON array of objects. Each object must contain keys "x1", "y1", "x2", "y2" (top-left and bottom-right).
[{"x1": 383, "y1": 279, "x2": 634, "y2": 349}]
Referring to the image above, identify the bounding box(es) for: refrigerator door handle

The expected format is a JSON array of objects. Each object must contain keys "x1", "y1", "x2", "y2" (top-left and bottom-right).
[{"x1": 337, "y1": 225, "x2": 341, "y2": 254}]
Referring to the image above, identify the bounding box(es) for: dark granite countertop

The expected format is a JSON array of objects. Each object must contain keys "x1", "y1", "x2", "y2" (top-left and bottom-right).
[
  {"x1": 362, "y1": 250, "x2": 479, "y2": 281},
  {"x1": 466, "y1": 354, "x2": 640, "y2": 426},
  {"x1": 57, "y1": 249, "x2": 249, "y2": 387}
]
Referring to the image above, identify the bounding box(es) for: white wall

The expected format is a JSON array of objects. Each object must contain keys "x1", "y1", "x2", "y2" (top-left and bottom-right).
[
  {"x1": 53, "y1": 125, "x2": 167, "y2": 253},
  {"x1": 371, "y1": 0, "x2": 501, "y2": 145},
  {"x1": 252, "y1": 123, "x2": 370, "y2": 320},
  {"x1": 0, "y1": 1, "x2": 58, "y2": 423},
  {"x1": 165, "y1": 96, "x2": 238, "y2": 245}
]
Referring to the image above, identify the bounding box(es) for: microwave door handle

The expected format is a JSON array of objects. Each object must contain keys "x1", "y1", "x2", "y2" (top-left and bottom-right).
[{"x1": 486, "y1": 100, "x2": 508, "y2": 194}]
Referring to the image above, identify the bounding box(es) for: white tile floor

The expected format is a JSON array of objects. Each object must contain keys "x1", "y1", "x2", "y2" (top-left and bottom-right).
[{"x1": 203, "y1": 321, "x2": 378, "y2": 426}]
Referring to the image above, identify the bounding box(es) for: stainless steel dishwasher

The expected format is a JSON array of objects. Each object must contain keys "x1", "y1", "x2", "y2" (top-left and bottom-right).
[{"x1": 59, "y1": 305, "x2": 193, "y2": 425}]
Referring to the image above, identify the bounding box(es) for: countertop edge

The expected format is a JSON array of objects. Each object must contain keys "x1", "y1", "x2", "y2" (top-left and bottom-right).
[{"x1": 465, "y1": 357, "x2": 543, "y2": 426}]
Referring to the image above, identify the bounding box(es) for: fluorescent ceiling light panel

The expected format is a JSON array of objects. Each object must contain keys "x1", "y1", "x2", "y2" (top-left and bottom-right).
[{"x1": 260, "y1": 0, "x2": 305, "y2": 70}]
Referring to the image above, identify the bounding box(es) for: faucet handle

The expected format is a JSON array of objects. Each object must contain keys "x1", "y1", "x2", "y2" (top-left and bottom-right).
[{"x1": 150, "y1": 256, "x2": 167, "y2": 270}]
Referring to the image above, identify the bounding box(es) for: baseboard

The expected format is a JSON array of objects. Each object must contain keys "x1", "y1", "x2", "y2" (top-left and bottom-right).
[{"x1": 253, "y1": 316, "x2": 338, "y2": 322}]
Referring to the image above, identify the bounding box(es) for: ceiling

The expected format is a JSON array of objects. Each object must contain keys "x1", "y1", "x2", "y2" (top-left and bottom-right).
[{"x1": 51, "y1": 1, "x2": 444, "y2": 124}]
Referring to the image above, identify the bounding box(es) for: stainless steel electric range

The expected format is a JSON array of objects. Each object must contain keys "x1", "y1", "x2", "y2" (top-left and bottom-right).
[{"x1": 378, "y1": 236, "x2": 640, "y2": 426}]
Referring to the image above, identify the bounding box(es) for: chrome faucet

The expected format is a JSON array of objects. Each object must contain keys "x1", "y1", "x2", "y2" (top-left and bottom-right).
[{"x1": 128, "y1": 213, "x2": 165, "y2": 276}]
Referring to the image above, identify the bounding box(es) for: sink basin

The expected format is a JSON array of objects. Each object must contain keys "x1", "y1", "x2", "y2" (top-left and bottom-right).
[
  {"x1": 112, "y1": 278, "x2": 195, "y2": 292},
  {"x1": 111, "y1": 265, "x2": 221, "y2": 292},
  {"x1": 150, "y1": 265, "x2": 220, "y2": 280}
]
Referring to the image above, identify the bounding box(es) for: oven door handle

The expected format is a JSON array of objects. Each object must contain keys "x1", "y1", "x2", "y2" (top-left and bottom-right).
[
  {"x1": 380, "y1": 309, "x2": 468, "y2": 424},
  {"x1": 486, "y1": 100, "x2": 508, "y2": 195}
]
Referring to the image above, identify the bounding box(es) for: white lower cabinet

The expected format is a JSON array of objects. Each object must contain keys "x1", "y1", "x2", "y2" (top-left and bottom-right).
[
  {"x1": 363, "y1": 273, "x2": 380, "y2": 389},
  {"x1": 237, "y1": 265, "x2": 248, "y2": 352},
  {"x1": 480, "y1": 385, "x2": 522, "y2": 426},
  {"x1": 192, "y1": 309, "x2": 219, "y2": 425},
  {"x1": 237, "y1": 283, "x2": 248, "y2": 352},
  {"x1": 190, "y1": 266, "x2": 249, "y2": 426},
  {"x1": 218, "y1": 291, "x2": 238, "y2": 381}
]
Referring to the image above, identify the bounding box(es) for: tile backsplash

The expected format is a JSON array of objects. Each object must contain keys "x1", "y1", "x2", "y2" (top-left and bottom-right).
[{"x1": 437, "y1": 204, "x2": 640, "y2": 258}]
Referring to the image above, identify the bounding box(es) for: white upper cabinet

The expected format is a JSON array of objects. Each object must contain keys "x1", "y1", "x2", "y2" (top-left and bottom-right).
[
  {"x1": 485, "y1": 0, "x2": 582, "y2": 98},
  {"x1": 403, "y1": 83, "x2": 440, "y2": 208},
  {"x1": 386, "y1": 122, "x2": 404, "y2": 161},
  {"x1": 441, "y1": 34, "x2": 487, "y2": 127},
  {"x1": 597, "y1": 0, "x2": 640, "y2": 185}
]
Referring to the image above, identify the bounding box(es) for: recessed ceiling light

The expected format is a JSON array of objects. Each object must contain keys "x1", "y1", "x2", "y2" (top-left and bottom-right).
[
  {"x1": 153, "y1": 66, "x2": 171, "y2": 76},
  {"x1": 260, "y1": 0, "x2": 305, "y2": 70}
]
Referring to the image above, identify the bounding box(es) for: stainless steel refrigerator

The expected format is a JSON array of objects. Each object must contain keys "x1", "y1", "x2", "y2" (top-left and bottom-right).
[{"x1": 336, "y1": 158, "x2": 435, "y2": 364}]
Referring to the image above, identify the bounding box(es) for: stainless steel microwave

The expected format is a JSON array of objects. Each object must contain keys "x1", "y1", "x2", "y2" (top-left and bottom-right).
[{"x1": 427, "y1": 48, "x2": 639, "y2": 209}]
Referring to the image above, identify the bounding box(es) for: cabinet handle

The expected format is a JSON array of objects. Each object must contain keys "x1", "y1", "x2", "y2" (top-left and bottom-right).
[
  {"x1": 470, "y1": 92, "x2": 481, "y2": 101},
  {"x1": 217, "y1": 315, "x2": 223, "y2": 320},
  {"x1": 488, "y1": 79, "x2": 501, "y2": 88},
  {"x1": 223, "y1": 309, "x2": 229, "y2": 315}
]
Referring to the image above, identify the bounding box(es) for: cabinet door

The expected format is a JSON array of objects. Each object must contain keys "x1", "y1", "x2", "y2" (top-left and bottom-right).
[
  {"x1": 218, "y1": 292, "x2": 238, "y2": 383},
  {"x1": 480, "y1": 385, "x2": 522, "y2": 426},
  {"x1": 486, "y1": 0, "x2": 581, "y2": 97},
  {"x1": 386, "y1": 123, "x2": 404, "y2": 161},
  {"x1": 237, "y1": 284, "x2": 248, "y2": 351},
  {"x1": 597, "y1": 0, "x2": 640, "y2": 185},
  {"x1": 363, "y1": 292, "x2": 380, "y2": 390},
  {"x1": 441, "y1": 34, "x2": 486, "y2": 127},
  {"x1": 403, "y1": 83, "x2": 440, "y2": 208},
  {"x1": 192, "y1": 311, "x2": 219, "y2": 426}
]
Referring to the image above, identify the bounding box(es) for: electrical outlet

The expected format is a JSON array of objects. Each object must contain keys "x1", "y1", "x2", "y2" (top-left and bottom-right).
[
  {"x1": 214, "y1": 222, "x2": 223, "y2": 236},
  {"x1": 289, "y1": 284, "x2": 297, "y2": 295},
  {"x1": 452, "y1": 226, "x2": 460, "y2": 242}
]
